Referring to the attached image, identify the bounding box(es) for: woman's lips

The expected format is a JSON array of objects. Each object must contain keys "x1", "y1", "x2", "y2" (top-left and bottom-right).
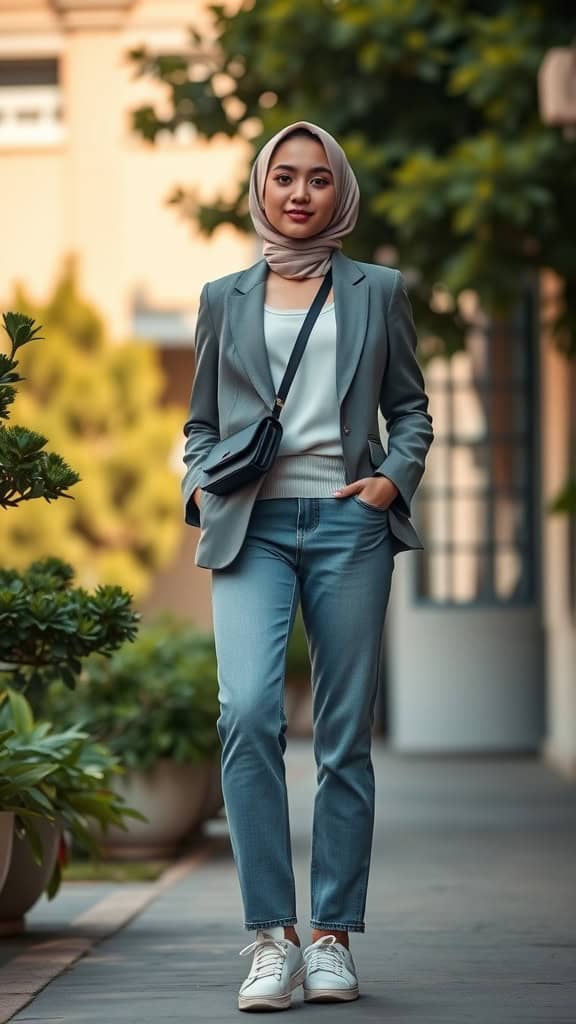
[{"x1": 286, "y1": 210, "x2": 313, "y2": 222}]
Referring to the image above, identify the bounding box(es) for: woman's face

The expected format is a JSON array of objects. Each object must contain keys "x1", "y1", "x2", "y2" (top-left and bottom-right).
[{"x1": 262, "y1": 135, "x2": 337, "y2": 239}]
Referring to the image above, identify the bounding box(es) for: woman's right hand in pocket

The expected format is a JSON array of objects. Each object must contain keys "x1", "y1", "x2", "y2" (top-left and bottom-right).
[{"x1": 193, "y1": 486, "x2": 202, "y2": 510}]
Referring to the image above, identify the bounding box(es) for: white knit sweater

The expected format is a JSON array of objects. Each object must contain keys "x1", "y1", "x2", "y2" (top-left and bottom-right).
[{"x1": 256, "y1": 300, "x2": 347, "y2": 499}]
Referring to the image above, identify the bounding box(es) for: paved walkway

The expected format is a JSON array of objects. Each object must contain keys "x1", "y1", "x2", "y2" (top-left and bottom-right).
[{"x1": 4, "y1": 739, "x2": 576, "y2": 1022}]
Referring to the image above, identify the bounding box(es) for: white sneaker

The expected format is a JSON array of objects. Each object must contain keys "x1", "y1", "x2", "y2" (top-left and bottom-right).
[
  {"x1": 302, "y1": 934, "x2": 360, "y2": 1002},
  {"x1": 238, "y1": 926, "x2": 306, "y2": 1011}
]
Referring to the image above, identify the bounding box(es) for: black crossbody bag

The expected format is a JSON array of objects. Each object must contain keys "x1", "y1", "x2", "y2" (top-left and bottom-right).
[{"x1": 200, "y1": 268, "x2": 333, "y2": 496}]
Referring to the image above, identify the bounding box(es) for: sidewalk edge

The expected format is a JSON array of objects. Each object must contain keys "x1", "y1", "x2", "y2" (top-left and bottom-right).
[{"x1": 0, "y1": 837, "x2": 212, "y2": 1024}]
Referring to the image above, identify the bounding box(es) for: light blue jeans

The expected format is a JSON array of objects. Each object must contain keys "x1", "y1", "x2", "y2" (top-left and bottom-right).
[{"x1": 210, "y1": 495, "x2": 395, "y2": 933}]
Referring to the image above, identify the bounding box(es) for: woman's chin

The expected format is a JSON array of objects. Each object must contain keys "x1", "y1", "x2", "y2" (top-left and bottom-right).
[{"x1": 277, "y1": 219, "x2": 323, "y2": 240}]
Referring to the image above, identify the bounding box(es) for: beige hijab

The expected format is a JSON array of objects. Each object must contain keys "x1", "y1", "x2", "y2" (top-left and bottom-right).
[{"x1": 248, "y1": 120, "x2": 360, "y2": 279}]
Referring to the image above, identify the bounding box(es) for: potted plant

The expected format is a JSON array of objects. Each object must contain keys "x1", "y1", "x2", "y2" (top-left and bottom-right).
[
  {"x1": 0, "y1": 812, "x2": 14, "y2": 894},
  {"x1": 0, "y1": 688, "x2": 146, "y2": 933},
  {"x1": 0, "y1": 554, "x2": 144, "y2": 914},
  {"x1": 0, "y1": 723, "x2": 66, "y2": 898},
  {"x1": 40, "y1": 616, "x2": 223, "y2": 858},
  {"x1": 0, "y1": 310, "x2": 143, "y2": 912},
  {"x1": 0, "y1": 730, "x2": 58, "y2": 919}
]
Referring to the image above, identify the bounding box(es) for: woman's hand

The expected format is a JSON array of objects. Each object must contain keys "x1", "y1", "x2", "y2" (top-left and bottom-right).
[
  {"x1": 332, "y1": 475, "x2": 399, "y2": 510},
  {"x1": 193, "y1": 486, "x2": 203, "y2": 510}
]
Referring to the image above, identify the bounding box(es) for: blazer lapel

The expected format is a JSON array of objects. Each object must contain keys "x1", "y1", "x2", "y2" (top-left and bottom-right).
[
  {"x1": 229, "y1": 248, "x2": 369, "y2": 411},
  {"x1": 332, "y1": 249, "x2": 369, "y2": 406},
  {"x1": 229, "y1": 259, "x2": 275, "y2": 410}
]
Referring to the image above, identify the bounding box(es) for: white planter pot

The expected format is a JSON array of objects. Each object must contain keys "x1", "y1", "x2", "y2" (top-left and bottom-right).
[
  {"x1": 90, "y1": 758, "x2": 212, "y2": 859},
  {"x1": 0, "y1": 815, "x2": 61, "y2": 935},
  {"x1": 195, "y1": 755, "x2": 224, "y2": 821},
  {"x1": 0, "y1": 813, "x2": 15, "y2": 893}
]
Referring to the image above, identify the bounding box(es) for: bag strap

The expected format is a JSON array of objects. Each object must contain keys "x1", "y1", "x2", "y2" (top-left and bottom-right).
[{"x1": 270, "y1": 267, "x2": 333, "y2": 420}]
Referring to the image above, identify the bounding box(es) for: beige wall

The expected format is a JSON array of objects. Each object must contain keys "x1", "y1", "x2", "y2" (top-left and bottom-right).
[
  {"x1": 1, "y1": 151, "x2": 65, "y2": 295},
  {"x1": 0, "y1": 0, "x2": 254, "y2": 334},
  {"x1": 0, "y1": 0, "x2": 255, "y2": 628}
]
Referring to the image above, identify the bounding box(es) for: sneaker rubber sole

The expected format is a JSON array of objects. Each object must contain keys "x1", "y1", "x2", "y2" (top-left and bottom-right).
[
  {"x1": 238, "y1": 963, "x2": 307, "y2": 1011},
  {"x1": 303, "y1": 983, "x2": 360, "y2": 1002}
]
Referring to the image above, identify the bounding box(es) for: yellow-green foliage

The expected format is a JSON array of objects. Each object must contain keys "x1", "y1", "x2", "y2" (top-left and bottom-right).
[{"x1": 2, "y1": 261, "x2": 185, "y2": 598}]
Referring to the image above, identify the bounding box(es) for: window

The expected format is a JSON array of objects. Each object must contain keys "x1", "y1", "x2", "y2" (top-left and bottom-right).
[
  {"x1": 414, "y1": 280, "x2": 538, "y2": 606},
  {"x1": 0, "y1": 59, "x2": 64, "y2": 147}
]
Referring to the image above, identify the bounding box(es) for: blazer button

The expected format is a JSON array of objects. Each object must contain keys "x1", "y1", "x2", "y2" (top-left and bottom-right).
[{"x1": 343, "y1": 425, "x2": 351, "y2": 435}]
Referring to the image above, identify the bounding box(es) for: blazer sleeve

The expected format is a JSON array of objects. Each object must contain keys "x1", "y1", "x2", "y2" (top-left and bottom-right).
[
  {"x1": 373, "y1": 270, "x2": 434, "y2": 518},
  {"x1": 181, "y1": 282, "x2": 221, "y2": 527}
]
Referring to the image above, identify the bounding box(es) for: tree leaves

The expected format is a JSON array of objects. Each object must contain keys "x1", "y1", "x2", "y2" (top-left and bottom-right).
[
  {"x1": 128, "y1": 0, "x2": 576, "y2": 356},
  {"x1": 1, "y1": 263, "x2": 185, "y2": 596},
  {"x1": 1, "y1": 312, "x2": 81, "y2": 508}
]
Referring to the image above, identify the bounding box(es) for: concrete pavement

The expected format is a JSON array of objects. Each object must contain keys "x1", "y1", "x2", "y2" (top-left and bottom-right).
[{"x1": 4, "y1": 738, "x2": 576, "y2": 1022}]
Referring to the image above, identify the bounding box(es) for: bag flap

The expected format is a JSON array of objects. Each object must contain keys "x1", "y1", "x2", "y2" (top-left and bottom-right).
[{"x1": 202, "y1": 420, "x2": 265, "y2": 472}]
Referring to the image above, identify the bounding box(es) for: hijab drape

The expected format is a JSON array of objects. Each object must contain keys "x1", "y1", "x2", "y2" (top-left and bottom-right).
[{"x1": 248, "y1": 120, "x2": 360, "y2": 278}]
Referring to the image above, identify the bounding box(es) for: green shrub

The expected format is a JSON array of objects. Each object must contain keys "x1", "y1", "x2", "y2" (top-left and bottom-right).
[{"x1": 41, "y1": 615, "x2": 221, "y2": 773}]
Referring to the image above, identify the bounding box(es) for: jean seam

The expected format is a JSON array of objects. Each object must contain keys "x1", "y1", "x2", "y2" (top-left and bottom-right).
[
  {"x1": 293, "y1": 496, "x2": 300, "y2": 567},
  {"x1": 272, "y1": 569, "x2": 299, "y2": 923},
  {"x1": 244, "y1": 917, "x2": 298, "y2": 931},
  {"x1": 310, "y1": 919, "x2": 366, "y2": 933},
  {"x1": 354, "y1": 884, "x2": 368, "y2": 923},
  {"x1": 310, "y1": 842, "x2": 318, "y2": 917},
  {"x1": 278, "y1": 573, "x2": 299, "y2": 726}
]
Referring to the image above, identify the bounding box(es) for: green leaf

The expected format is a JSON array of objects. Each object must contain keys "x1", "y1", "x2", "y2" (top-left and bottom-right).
[
  {"x1": 46, "y1": 858, "x2": 62, "y2": 900},
  {"x1": 6, "y1": 687, "x2": 35, "y2": 733}
]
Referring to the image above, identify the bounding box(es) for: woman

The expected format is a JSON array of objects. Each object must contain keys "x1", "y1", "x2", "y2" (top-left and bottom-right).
[{"x1": 182, "y1": 120, "x2": 434, "y2": 1012}]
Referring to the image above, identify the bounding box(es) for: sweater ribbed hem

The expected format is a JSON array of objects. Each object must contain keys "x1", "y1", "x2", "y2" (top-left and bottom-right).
[{"x1": 255, "y1": 454, "x2": 347, "y2": 499}]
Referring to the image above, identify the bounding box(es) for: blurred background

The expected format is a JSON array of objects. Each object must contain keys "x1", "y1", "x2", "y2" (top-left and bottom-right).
[{"x1": 0, "y1": 0, "x2": 575, "y2": 774}]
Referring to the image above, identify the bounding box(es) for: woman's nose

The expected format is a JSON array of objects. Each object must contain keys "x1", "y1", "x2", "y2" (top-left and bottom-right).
[{"x1": 291, "y1": 181, "x2": 310, "y2": 202}]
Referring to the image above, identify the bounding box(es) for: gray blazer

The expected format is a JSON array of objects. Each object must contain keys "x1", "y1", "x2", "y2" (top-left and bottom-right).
[{"x1": 182, "y1": 249, "x2": 434, "y2": 570}]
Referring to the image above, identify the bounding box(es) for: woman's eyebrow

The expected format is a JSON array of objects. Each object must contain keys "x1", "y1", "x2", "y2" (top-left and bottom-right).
[{"x1": 271, "y1": 163, "x2": 333, "y2": 176}]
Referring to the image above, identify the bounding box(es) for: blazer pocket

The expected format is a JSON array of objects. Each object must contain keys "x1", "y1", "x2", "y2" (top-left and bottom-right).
[{"x1": 387, "y1": 505, "x2": 424, "y2": 550}]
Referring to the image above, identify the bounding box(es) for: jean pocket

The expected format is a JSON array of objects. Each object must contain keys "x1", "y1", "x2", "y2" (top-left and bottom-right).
[{"x1": 352, "y1": 494, "x2": 390, "y2": 514}]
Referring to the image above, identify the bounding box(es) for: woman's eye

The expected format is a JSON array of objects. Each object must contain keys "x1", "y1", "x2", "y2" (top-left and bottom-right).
[{"x1": 273, "y1": 175, "x2": 330, "y2": 187}]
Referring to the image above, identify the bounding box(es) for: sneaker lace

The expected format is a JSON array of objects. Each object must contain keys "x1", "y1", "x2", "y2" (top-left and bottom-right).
[
  {"x1": 239, "y1": 937, "x2": 288, "y2": 981},
  {"x1": 305, "y1": 934, "x2": 345, "y2": 975}
]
